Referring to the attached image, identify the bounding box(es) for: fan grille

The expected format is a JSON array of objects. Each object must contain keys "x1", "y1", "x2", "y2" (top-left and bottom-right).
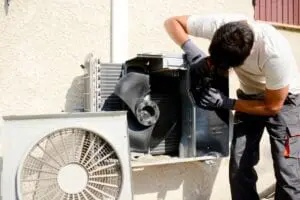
[{"x1": 19, "y1": 128, "x2": 122, "y2": 200}]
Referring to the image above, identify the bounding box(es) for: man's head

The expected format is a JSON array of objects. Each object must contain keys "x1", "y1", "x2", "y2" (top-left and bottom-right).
[{"x1": 208, "y1": 21, "x2": 254, "y2": 69}]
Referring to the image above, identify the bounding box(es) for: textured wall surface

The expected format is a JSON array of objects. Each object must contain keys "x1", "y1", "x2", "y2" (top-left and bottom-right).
[
  {"x1": 0, "y1": 0, "x2": 110, "y2": 115},
  {"x1": 280, "y1": 29, "x2": 300, "y2": 60},
  {"x1": 128, "y1": 0, "x2": 254, "y2": 57},
  {"x1": 1, "y1": 0, "x2": 299, "y2": 199}
]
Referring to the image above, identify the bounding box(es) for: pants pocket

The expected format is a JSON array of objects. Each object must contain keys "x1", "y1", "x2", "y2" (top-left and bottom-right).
[
  {"x1": 280, "y1": 106, "x2": 300, "y2": 158},
  {"x1": 279, "y1": 105, "x2": 300, "y2": 159},
  {"x1": 284, "y1": 135, "x2": 300, "y2": 158}
]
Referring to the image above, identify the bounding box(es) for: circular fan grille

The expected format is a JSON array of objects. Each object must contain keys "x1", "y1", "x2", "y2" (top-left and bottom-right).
[{"x1": 19, "y1": 128, "x2": 122, "y2": 200}]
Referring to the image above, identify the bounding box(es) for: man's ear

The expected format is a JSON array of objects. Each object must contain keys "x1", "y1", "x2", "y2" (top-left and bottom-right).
[{"x1": 206, "y1": 57, "x2": 214, "y2": 69}]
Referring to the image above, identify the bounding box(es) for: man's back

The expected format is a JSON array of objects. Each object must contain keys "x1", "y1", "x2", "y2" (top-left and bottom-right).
[
  {"x1": 237, "y1": 21, "x2": 300, "y2": 94},
  {"x1": 186, "y1": 13, "x2": 300, "y2": 94}
]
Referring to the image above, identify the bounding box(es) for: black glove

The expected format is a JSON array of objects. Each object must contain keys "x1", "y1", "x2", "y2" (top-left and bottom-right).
[
  {"x1": 181, "y1": 39, "x2": 206, "y2": 65},
  {"x1": 199, "y1": 88, "x2": 236, "y2": 110}
]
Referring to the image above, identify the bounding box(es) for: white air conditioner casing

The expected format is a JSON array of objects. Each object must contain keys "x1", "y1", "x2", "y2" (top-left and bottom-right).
[{"x1": 0, "y1": 112, "x2": 133, "y2": 200}]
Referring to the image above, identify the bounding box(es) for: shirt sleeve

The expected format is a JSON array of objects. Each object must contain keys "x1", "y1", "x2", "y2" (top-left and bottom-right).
[
  {"x1": 186, "y1": 13, "x2": 249, "y2": 40},
  {"x1": 264, "y1": 56, "x2": 292, "y2": 90}
]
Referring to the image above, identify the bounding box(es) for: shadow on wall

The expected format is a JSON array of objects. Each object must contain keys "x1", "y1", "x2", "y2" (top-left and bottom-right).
[
  {"x1": 64, "y1": 75, "x2": 84, "y2": 112},
  {"x1": 132, "y1": 161, "x2": 221, "y2": 200}
]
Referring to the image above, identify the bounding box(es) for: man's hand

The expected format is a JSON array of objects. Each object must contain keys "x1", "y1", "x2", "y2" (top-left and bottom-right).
[{"x1": 199, "y1": 88, "x2": 236, "y2": 110}]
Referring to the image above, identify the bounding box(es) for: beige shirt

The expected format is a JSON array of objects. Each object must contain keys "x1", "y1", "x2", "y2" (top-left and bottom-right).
[{"x1": 187, "y1": 13, "x2": 300, "y2": 95}]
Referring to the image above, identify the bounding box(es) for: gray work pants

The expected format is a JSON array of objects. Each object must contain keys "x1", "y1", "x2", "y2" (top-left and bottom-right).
[{"x1": 229, "y1": 90, "x2": 300, "y2": 200}]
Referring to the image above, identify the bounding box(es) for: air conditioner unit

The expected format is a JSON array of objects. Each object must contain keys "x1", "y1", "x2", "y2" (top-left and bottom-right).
[
  {"x1": 82, "y1": 54, "x2": 182, "y2": 156},
  {"x1": 82, "y1": 53, "x2": 231, "y2": 160},
  {"x1": 122, "y1": 54, "x2": 231, "y2": 158},
  {"x1": 1, "y1": 112, "x2": 133, "y2": 200},
  {"x1": 82, "y1": 53, "x2": 123, "y2": 112}
]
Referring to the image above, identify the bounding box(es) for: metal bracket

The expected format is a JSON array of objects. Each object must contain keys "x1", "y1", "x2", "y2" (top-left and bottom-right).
[{"x1": 204, "y1": 159, "x2": 217, "y2": 167}]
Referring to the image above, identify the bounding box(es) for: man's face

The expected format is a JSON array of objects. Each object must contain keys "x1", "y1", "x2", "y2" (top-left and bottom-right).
[{"x1": 206, "y1": 56, "x2": 229, "y2": 77}]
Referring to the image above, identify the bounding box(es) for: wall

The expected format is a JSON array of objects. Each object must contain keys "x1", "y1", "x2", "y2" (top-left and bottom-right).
[
  {"x1": 128, "y1": 0, "x2": 254, "y2": 57},
  {"x1": 0, "y1": 0, "x2": 111, "y2": 115},
  {"x1": 279, "y1": 28, "x2": 300, "y2": 62},
  {"x1": 1, "y1": 0, "x2": 299, "y2": 199}
]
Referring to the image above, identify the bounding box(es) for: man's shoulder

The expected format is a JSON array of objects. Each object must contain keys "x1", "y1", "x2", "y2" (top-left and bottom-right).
[
  {"x1": 188, "y1": 13, "x2": 249, "y2": 23},
  {"x1": 187, "y1": 13, "x2": 249, "y2": 39},
  {"x1": 253, "y1": 22, "x2": 290, "y2": 56}
]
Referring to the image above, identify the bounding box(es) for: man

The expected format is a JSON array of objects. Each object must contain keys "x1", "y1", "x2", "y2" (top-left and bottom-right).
[{"x1": 164, "y1": 13, "x2": 300, "y2": 200}]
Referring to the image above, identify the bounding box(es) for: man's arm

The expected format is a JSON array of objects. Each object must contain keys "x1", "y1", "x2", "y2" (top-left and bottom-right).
[
  {"x1": 199, "y1": 86, "x2": 289, "y2": 116},
  {"x1": 234, "y1": 86, "x2": 289, "y2": 116},
  {"x1": 164, "y1": 15, "x2": 189, "y2": 46},
  {"x1": 164, "y1": 15, "x2": 206, "y2": 64}
]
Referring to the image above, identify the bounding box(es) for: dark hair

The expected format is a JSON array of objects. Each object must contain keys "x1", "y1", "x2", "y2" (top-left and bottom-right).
[{"x1": 208, "y1": 21, "x2": 254, "y2": 69}]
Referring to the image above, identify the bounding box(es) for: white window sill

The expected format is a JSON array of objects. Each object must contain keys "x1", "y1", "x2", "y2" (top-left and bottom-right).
[{"x1": 257, "y1": 20, "x2": 300, "y2": 32}]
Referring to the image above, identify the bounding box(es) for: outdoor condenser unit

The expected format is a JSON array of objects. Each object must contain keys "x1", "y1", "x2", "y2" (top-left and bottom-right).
[
  {"x1": 1, "y1": 112, "x2": 133, "y2": 200},
  {"x1": 82, "y1": 54, "x2": 181, "y2": 156},
  {"x1": 83, "y1": 53, "x2": 231, "y2": 158}
]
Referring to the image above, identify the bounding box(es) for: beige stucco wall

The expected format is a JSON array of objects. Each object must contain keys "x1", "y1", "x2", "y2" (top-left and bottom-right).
[
  {"x1": 128, "y1": 0, "x2": 254, "y2": 57},
  {"x1": 0, "y1": 0, "x2": 111, "y2": 115},
  {"x1": 279, "y1": 28, "x2": 300, "y2": 65},
  {"x1": 1, "y1": 0, "x2": 299, "y2": 199}
]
